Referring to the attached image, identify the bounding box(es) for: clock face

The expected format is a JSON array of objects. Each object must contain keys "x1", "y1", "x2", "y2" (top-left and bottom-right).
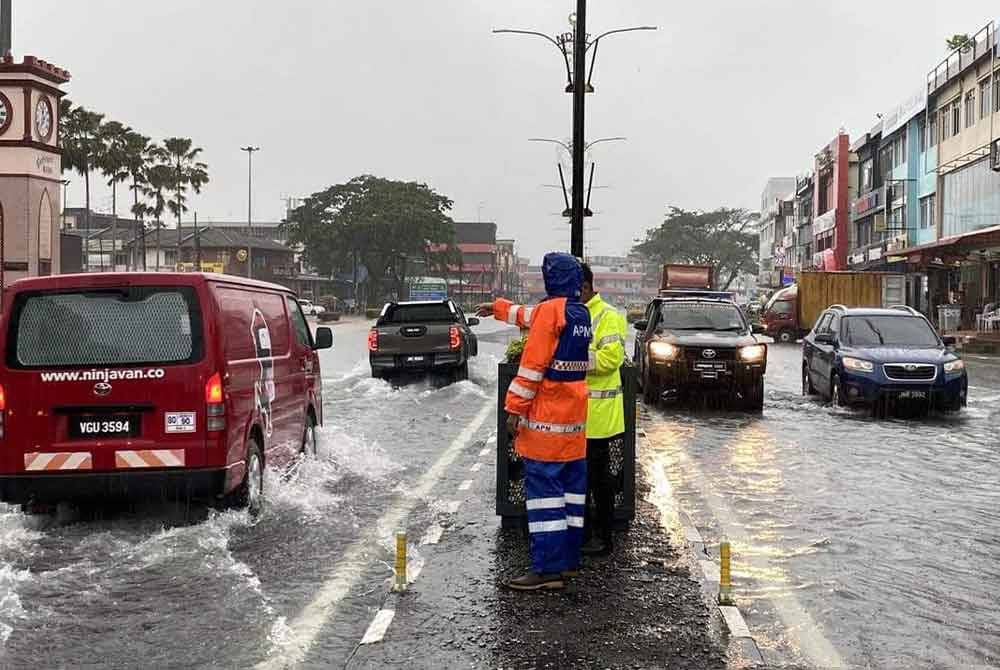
[
  {"x1": 35, "y1": 98, "x2": 53, "y2": 141},
  {"x1": 0, "y1": 92, "x2": 11, "y2": 136}
]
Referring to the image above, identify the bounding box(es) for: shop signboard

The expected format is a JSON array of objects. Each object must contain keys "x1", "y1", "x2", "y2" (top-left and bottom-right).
[{"x1": 813, "y1": 209, "x2": 837, "y2": 235}]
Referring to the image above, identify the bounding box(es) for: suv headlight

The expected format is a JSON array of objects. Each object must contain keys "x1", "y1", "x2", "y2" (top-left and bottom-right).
[
  {"x1": 739, "y1": 344, "x2": 766, "y2": 362},
  {"x1": 943, "y1": 359, "x2": 965, "y2": 374},
  {"x1": 648, "y1": 341, "x2": 679, "y2": 361},
  {"x1": 842, "y1": 357, "x2": 874, "y2": 372}
]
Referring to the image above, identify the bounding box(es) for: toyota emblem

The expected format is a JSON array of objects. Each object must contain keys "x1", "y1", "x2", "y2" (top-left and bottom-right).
[
  {"x1": 702, "y1": 349, "x2": 717, "y2": 359},
  {"x1": 93, "y1": 382, "x2": 112, "y2": 397}
]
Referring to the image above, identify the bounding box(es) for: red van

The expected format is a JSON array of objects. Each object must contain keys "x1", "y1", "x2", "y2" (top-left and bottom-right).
[{"x1": 0, "y1": 273, "x2": 333, "y2": 514}]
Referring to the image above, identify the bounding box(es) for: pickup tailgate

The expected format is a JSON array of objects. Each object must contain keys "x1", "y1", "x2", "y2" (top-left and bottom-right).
[{"x1": 378, "y1": 322, "x2": 454, "y2": 355}]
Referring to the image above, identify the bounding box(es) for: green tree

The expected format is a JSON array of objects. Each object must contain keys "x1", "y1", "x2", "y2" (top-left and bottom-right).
[
  {"x1": 633, "y1": 206, "x2": 759, "y2": 290},
  {"x1": 285, "y1": 175, "x2": 457, "y2": 304},
  {"x1": 97, "y1": 121, "x2": 133, "y2": 271},
  {"x1": 162, "y1": 138, "x2": 209, "y2": 249},
  {"x1": 946, "y1": 33, "x2": 974, "y2": 52},
  {"x1": 143, "y1": 156, "x2": 175, "y2": 272},
  {"x1": 59, "y1": 101, "x2": 104, "y2": 270},
  {"x1": 123, "y1": 130, "x2": 152, "y2": 270}
]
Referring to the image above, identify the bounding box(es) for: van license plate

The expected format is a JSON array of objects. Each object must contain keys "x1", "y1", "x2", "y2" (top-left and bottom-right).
[{"x1": 70, "y1": 415, "x2": 140, "y2": 439}]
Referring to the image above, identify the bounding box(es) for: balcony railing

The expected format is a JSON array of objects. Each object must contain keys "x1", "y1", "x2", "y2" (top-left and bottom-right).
[{"x1": 927, "y1": 23, "x2": 995, "y2": 95}]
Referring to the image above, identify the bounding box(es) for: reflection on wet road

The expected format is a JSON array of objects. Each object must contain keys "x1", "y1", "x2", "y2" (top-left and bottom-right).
[
  {"x1": 642, "y1": 343, "x2": 1000, "y2": 669},
  {"x1": 0, "y1": 319, "x2": 514, "y2": 669}
]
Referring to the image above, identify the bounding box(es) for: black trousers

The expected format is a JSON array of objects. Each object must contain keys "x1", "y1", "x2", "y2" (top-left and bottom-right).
[{"x1": 585, "y1": 435, "x2": 621, "y2": 547}]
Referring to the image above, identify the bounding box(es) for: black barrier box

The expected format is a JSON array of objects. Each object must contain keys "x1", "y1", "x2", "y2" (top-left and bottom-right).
[{"x1": 495, "y1": 361, "x2": 637, "y2": 529}]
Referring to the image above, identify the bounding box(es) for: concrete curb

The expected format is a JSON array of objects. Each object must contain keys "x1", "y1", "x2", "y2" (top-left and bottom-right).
[{"x1": 637, "y1": 422, "x2": 766, "y2": 667}]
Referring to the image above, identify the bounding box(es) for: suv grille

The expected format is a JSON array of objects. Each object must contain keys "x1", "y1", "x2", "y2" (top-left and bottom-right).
[
  {"x1": 682, "y1": 347, "x2": 736, "y2": 361},
  {"x1": 883, "y1": 363, "x2": 936, "y2": 381}
]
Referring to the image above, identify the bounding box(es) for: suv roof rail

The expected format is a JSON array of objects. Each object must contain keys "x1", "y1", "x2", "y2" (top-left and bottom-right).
[{"x1": 889, "y1": 304, "x2": 920, "y2": 315}]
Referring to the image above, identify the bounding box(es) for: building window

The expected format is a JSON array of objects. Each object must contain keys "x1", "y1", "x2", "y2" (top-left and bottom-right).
[
  {"x1": 861, "y1": 159, "x2": 874, "y2": 192},
  {"x1": 981, "y1": 78, "x2": 992, "y2": 119},
  {"x1": 965, "y1": 90, "x2": 976, "y2": 128},
  {"x1": 995, "y1": 75, "x2": 1000, "y2": 113},
  {"x1": 952, "y1": 99, "x2": 961, "y2": 136},
  {"x1": 928, "y1": 110, "x2": 938, "y2": 148},
  {"x1": 880, "y1": 145, "x2": 894, "y2": 174},
  {"x1": 940, "y1": 108, "x2": 950, "y2": 141},
  {"x1": 920, "y1": 195, "x2": 936, "y2": 230},
  {"x1": 917, "y1": 119, "x2": 926, "y2": 153}
]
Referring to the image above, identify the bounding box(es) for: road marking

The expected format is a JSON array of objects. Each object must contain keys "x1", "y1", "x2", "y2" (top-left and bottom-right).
[
  {"x1": 459, "y1": 479, "x2": 472, "y2": 491},
  {"x1": 645, "y1": 432, "x2": 846, "y2": 669},
  {"x1": 479, "y1": 448, "x2": 491, "y2": 457},
  {"x1": 257, "y1": 400, "x2": 493, "y2": 669},
  {"x1": 720, "y1": 605, "x2": 753, "y2": 639},
  {"x1": 420, "y1": 524, "x2": 444, "y2": 545},
  {"x1": 470, "y1": 462, "x2": 482, "y2": 472},
  {"x1": 359, "y1": 609, "x2": 395, "y2": 645},
  {"x1": 446, "y1": 500, "x2": 461, "y2": 514}
]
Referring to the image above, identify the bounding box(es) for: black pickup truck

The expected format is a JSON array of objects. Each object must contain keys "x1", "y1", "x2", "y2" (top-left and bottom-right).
[
  {"x1": 369, "y1": 300, "x2": 479, "y2": 381},
  {"x1": 634, "y1": 292, "x2": 768, "y2": 411}
]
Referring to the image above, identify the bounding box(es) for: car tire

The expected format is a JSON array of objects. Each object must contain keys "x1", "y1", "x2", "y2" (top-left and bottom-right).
[
  {"x1": 642, "y1": 368, "x2": 658, "y2": 406},
  {"x1": 232, "y1": 438, "x2": 264, "y2": 517},
  {"x1": 743, "y1": 378, "x2": 765, "y2": 412},
  {"x1": 301, "y1": 412, "x2": 318, "y2": 458},
  {"x1": 453, "y1": 362, "x2": 470, "y2": 382},
  {"x1": 802, "y1": 365, "x2": 816, "y2": 396},
  {"x1": 777, "y1": 328, "x2": 795, "y2": 344},
  {"x1": 830, "y1": 374, "x2": 846, "y2": 408}
]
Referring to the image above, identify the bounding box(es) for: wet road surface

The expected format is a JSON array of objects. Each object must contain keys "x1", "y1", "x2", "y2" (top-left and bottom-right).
[
  {"x1": 642, "y1": 342, "x2": 1000, "y2": 669},
  {"x1": 0, "y1": 317, "x2": 519, "y2": 669}
]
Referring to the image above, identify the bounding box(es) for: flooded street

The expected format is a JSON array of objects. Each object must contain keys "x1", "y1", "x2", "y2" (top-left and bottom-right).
[
  {"x1": 642, "y1": 342, "x2": 1000, "y2": 669},
  {"x1": 0, "y1": 318, "x2": 516, "y2": 669}
]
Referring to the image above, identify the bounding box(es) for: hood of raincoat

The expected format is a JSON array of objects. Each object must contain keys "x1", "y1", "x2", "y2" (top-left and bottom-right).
[{"x1": 543, "y1": 252, "x2": 582, "y2": 300}]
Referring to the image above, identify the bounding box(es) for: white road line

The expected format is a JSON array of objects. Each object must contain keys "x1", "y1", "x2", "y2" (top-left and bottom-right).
[
  {"x1": 408, "y1": 555, "x2": 425, "y2": 583},
  {"x1": 446, "y1": 500, "x2": 461, "y2": 514},
  {"x1": 359, "y1": 609, "x2": 395, "y2": 645},
  {"x1": 470, "y1": 462, "x2": 482, "y2": 472},
  {"x1": 256, "y1": 400, "x2": 493, "y2": 669},
  {"x1": 458, "y1": 479, "x2": 472, "y2": 491},
  {"x1": 647, "y1": 437, "x2": 846, "y2": 669},
  {"x1": 720, "y1": 605, "x2": 753, "y2": 639},
  {"x1": 479, "y1": 448, "x2": 491, "y2": 457},
  {"x1": 420, "y1": 524, "x2": 444, "y2": 546}
]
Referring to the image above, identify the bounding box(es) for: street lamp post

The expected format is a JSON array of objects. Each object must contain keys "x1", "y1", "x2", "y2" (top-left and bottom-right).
[{"x1": 241, "y1": 145, "x2": 260, "y2": 278}]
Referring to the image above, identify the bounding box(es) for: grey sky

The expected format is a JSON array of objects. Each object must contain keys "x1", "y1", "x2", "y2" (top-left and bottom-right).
[{"x1": 20, "y1": 1, "x2": 1000, "y2": 263}]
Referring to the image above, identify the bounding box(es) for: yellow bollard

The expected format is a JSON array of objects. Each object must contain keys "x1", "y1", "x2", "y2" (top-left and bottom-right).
[
  {"x1": 393, "y1": 531, "x2": 407, "y2": 592},
  {"x1": 718, "y1": 536, "x2": 734, "y2": 605}
]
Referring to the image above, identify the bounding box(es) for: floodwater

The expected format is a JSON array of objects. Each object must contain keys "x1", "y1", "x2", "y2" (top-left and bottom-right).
[
  {"x1": 0, "y1": 318, "x2": 515, "y2": 669},
  {"x1": 642, "y1": 343, "x2": 1000, "y2": 669}
]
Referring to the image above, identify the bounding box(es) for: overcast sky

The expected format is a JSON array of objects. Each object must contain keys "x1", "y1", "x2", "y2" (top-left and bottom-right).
[{"x1": 19, "y1": 1, "x2": 1000, "y2": 263}]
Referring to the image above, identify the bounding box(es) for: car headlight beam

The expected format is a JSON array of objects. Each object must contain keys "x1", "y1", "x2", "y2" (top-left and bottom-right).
[
  {"x1": 648, "y1": 341, "x2": 679, "y2": 361},
  {"x1": 739, "y1": 344, "x2": 766, "y2": 362},
  {"x1": 842, "y1": 357, "x2": 874, "y2": 372}
]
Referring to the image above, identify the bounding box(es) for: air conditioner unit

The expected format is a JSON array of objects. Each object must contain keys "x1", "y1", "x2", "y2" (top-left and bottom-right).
[{"x1": 992, "y1": 139, "x2": 1000, "y2": 172}]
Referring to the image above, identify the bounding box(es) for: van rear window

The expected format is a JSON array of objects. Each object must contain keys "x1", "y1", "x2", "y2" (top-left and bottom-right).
[{"x1": 10, "y1": 287, "x2": 202, "y2": 368}]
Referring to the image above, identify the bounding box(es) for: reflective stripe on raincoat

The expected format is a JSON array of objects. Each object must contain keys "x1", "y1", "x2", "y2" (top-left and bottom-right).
[{"x1": 585, "y1": 294, "x2": 627, "y2": 439}]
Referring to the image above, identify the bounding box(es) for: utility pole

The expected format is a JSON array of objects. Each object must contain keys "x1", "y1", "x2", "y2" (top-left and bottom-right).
[
  {"x1": 241, "y1": 146, "x2": 260, "y2": 278},
  {"x1": 0, "y1": 0, "x2": 11, "y2": 58},
  {"x1": 570, "y1": 1, "x2": 586, "y2": 258}
]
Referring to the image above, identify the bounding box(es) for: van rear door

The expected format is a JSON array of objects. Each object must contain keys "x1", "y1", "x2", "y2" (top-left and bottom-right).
[{"x1": 2, "y1": 285, "x2": 210, "y2": 474}]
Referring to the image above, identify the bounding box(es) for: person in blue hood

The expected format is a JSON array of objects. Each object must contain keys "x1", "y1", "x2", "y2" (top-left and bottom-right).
[{"x1": 478, "y1": 253, "x2": 592, "y2": 590}]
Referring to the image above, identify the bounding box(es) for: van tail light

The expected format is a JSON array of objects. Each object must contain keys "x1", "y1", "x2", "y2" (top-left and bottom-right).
[
  {"x1": 449, "y1": 326, "x2": 461, "y2": 350},
  {"x1": 0, "y1": 383, "x2": 6, "y2": 439},
  {"x1": 205, "y1": 373, "x2": 226, "y2": 433},
  {"x1": 368, "y1": 329, "x2": 379, "y2": 352}
]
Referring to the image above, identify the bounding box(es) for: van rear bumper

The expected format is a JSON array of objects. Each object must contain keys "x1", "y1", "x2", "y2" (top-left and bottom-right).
[{"x1": 0, "y1": 468, "x2": 229, "y2": 505}]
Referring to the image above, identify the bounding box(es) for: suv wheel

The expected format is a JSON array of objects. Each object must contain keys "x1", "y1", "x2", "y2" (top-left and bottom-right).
[
  {"x1": 777, "y1": 328, "x2": 795, "y2": 344},
  {"x1": 802, "y1": 365, "x2": 816, "y2": 396},
  {"x1": 743, "y1": 378, "x2": 765, "y2": 412},
  {"x1": 830, "y1": 374, "x2": 846, "y2": 408},
  {"x1": 301, "y1": 413, "x2": 318, "y2": 457},
  {"x1": 642, "y1": 367, "x2": 658, "y2": 406},
  {"x1": 453, "y1": 361, "x2": 470, "y2": 382}
]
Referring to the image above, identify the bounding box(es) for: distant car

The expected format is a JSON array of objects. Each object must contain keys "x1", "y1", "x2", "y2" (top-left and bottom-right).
[
  {"x1": 369, "y1": 300, "x2": 478, "y2": 381},
  {"x1": 298, "y1": 300, "x2": 326, "y2": 316},
  {"x1": 634, "y1": 292, "x2": 768, "y2": 411},
  {"x1": 802, "y1": 305, "x2": 967, "y2": 414},
  {"x1": 626, "y1": 303, "x2": 647, "y2": 323}
]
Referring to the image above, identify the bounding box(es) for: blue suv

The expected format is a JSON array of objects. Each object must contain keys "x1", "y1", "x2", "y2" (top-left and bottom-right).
[{"x1": 802, "y1": 305, "x2": 967, "y2": 414}]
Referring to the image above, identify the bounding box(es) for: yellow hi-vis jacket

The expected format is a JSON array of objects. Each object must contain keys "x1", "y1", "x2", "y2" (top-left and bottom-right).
[{"x1": 585, "y1": 294, "x2": 627, "y2": 439}]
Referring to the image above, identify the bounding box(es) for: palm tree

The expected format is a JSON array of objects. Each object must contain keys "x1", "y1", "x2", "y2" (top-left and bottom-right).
[
  {"x1": 58, "y1": 102, "x2": 104, "y2": 271},
  {"x1": 122, "y1": 130, "x2": 151, "y2": 270},
  {"x1": 143, "y1": 160, "x2": 174, "y2": 272},
  {"x1": 98, "y1": 121, "x2": 132, "y2": 271},
  {"x1": 162, "y1": 138, "x2": 209, "y2": 249}
]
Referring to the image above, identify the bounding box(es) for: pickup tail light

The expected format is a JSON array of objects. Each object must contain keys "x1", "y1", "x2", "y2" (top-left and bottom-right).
[
  {"x1": 368, "y1": 329, "x2": 379, "y2": 352},
  {"x1": 205, "y1": 373, "x2": 226, "y2": 432},
  {"x1": 449, "y1": 326, "x2": 461, "y2": 350}
]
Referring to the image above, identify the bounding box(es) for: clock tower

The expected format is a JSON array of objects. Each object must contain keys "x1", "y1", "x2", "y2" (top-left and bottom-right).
[{"x1": 0, "y1": 54, "x2": 70, "y2": 285}]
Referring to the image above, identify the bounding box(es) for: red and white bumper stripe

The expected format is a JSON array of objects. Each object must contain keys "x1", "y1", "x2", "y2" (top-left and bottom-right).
[
  {"x1": 115, "y1": 450, "x2": 186, "y2": 469},
  {"x1": 24, "y1": 452, "x2": 93, "y2": 471}
]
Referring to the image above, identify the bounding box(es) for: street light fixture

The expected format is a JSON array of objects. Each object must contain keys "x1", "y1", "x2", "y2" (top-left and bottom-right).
[
  {"x1": 241, "y1": 145, "x2": 260, "y2": 278},
  {"x1": 529, "y1": 136, "x2": 625, "y2": 219}
]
